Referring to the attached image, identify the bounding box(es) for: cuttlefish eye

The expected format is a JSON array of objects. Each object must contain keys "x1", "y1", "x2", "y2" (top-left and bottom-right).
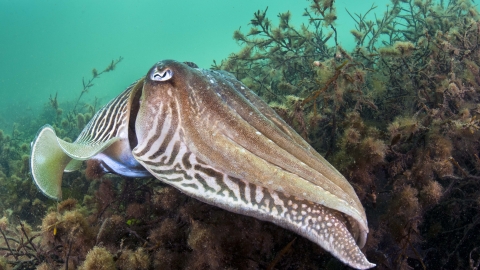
[{"x1": 151, "y1": 68, "x2": 173, "y2": 81}]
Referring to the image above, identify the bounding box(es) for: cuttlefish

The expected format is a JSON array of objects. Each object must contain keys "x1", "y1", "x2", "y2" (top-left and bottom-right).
[{"x1": 30, "y1": 60, "x2": 375, "y2": 269}]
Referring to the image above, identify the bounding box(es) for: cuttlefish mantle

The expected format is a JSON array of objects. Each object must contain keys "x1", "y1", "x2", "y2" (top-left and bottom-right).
[{"x1": 30, "y1": 60, "x2": 375, "y2": 269}]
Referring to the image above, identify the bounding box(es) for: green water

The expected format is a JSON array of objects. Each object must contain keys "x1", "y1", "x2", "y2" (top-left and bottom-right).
[
  {"x1": 0, "y1": 0, "x2": 382, "y2": 131},
  {"x1": 2, "y1": 1, "x2": 480, "y2": 269}
]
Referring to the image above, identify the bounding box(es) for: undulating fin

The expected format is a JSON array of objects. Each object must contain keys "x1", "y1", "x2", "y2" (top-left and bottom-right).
[
  {"x1": 64, "y1": 159, "x2": 83, "y2": 172},
  {"x1": 30, "y1": 126, "x2": 72, "y2": 200},
  {"x1": 31, "y1": 78, "x2": 146, "y2": 200},
  {"x1": 30, "y1": 125, "x2": 119, "y2": 200},
  {"x1": 134, "y1": 142, "x2": 375, "y2": 269},
  {"x1": 56, "y1": 136, "x2": 119, "y2": 160}
]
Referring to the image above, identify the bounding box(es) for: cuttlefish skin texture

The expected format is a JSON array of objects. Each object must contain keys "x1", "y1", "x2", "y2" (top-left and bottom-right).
[
  {"x1": 133, "y1": 60, "x2": 374, "y2": 269},
  {"x1": 30, "y1": 60, "x2": 375, "y2": 269}
]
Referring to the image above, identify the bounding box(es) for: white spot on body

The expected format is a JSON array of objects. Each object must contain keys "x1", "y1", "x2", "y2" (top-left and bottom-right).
[
  {"x1": 261, "y1": 198, "x2": 270, "y2": 211},
  {"x1": 255, "y1": 186, "x2": 264, "y2": 204},
  {"x1": 271, "y1": 206, "x2": 278, "y2": 215},
  {"x1": 304, "y1": 216, "x2": 311, "y2": 225}
]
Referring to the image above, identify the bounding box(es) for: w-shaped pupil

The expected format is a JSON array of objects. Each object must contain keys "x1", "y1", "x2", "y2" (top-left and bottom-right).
[{"x1": 155, "y1": 72, "x2": 166, "y2": 79}]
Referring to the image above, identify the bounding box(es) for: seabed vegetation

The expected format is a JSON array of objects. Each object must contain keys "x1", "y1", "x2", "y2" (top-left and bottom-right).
[{"x1": 1, "y1": 0, "x2": 480, "y2": 269}]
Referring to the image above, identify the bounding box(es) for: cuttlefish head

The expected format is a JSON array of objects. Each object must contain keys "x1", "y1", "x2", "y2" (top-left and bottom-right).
[
  {"x1": 134, "y1": 60, "x2": 213, "y2": 155},
  {"x1": 134, "y1": 60, "x2": 180, "y2": 142}
]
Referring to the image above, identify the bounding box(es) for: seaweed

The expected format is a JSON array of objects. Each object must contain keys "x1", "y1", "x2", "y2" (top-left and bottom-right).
[
  {"x1": 1, "y1": 0, "x2": 480, "y2": 269},
  {"x1": 215, "y1": 0, "x2": 480, "y2": 268},
  {"x1": 43, "y1": 57, "x2": 124, "y2": 141}
]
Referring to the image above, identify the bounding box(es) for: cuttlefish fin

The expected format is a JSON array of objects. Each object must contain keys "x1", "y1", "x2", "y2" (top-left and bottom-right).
[
  {"x1": 64, "y1": 159, "x2": 83, "y2": 172},
  {"x1": 30, "y1": 125, "x2": 119, "y2": 200}
]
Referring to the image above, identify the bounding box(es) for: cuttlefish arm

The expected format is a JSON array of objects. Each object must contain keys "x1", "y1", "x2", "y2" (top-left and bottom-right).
[
  {"x1": 30, "y1": 79, "x2": 149, "y2": 200},
  {"x1": 206, "y1": 69, "x2": 368, "y2": 244},
  {"x1": 133, "y1": 60, "x2": 374, "y2": 269}
]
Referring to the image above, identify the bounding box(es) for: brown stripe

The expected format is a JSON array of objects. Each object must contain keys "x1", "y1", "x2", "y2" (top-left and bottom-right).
[
  {"x1": 228, "y1": 176, "x2": 248, "y2": 204},
  {"x1": 166, "y1": 141, "x2": 181, "y2": 165},
  {"x1": 182, "y1": 152, "x2": 192, "y2": 170},
  {"x1": 194, "y1": 174, "x2": 215, "y2": 192},
  {"x1": 135, "y1": 102, "x2": 168, "y2": 157},
  {"x1": 149, "y1": 101, "x2": 179, "y2": 159},
  {"x1": 249, "y1": 183, "x2": 257, "y2": 206},
  {"x1": 151, "y1": 165, "x2": 192, "y2": 180},
  {"x1": 76, "y1": 85, "x2": 132, "y2": 144},
  {"x1": 181, "y1": 183, "x2": 199, "y2": 189},
  {"x1": 194, "y1": 165, "x2": 237, "y2": 201}
]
